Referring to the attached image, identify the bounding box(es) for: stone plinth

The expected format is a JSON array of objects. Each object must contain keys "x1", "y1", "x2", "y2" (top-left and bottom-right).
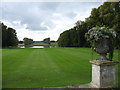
[{"x1": 90, "y1": 60, "x2": 119, "y2": 88}]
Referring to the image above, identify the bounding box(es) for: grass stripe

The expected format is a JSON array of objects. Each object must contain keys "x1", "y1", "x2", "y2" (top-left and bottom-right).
[{"x1": 2, "y1": 48, "x2": 119, "y2": 88}]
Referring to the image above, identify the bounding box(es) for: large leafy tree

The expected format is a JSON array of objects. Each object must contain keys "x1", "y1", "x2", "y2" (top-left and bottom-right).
[
  {"x1": 7, "y1": 28, "x2": 18, "y2": 46},
  {"x1": 1, "y1": 22, "x2": 18, "y2": 47},
  {"x1": 87, "y1": 2, "x2": 120, "y2": 48},
  {"x1": 58, "y1": 2, "x2": 120, "y2": 48},
  {"x1": 75, "y1": 21, "x2": 89, "y2": 47},
  {"x1": 1, "y1": 23, "x2": 7, "y2": 47},
  {"x1": 58, "y1": 30, "x2": 70, "y2": 47}
]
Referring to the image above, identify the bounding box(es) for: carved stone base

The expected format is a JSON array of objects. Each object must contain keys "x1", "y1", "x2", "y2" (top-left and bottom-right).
[{"x1": 90, "y1": 60, "x2": 119, "y2": 88}]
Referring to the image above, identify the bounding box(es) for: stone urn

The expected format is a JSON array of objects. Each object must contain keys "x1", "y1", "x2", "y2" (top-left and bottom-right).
[{"x1": 94, "y1": 37, "x2": 110, "y2": 60}]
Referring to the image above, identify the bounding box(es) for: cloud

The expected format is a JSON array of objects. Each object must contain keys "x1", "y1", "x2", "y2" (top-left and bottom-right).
[
  {"x1": 66, "y1": 12, "x2": 77, "y2": 18},
  {"x1": 1, "y1": 2, "x2": 60, "y2": 31},
  {"x1": 0, "y1": 2, "x2": 103, "y2": 41}
]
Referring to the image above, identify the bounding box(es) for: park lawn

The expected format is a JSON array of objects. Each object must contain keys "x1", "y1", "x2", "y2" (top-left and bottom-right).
[{"x1": 2, "y1": 48, "x2": 119, "y2": 88}]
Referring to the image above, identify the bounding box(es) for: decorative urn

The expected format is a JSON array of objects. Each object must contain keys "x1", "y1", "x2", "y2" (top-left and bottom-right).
[
  {"x1": 85, "y1": 26, "x2": 116, "y2": 60},
  {"x1": 94, "y1": 37, "x2": 109, "y2": 60}
]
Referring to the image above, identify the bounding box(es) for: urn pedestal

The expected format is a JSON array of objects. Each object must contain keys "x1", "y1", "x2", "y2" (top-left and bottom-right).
[{"x1": 90, "y1": 60, "x2": 119, "y2": 88}]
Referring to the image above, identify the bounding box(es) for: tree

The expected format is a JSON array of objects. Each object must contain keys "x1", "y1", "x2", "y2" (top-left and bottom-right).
[
  {"x1": 50, "y1": 40, "x2": 56, "y2": 43},
  {"x1": 69, "y1": 27, "x2": 78, "y2": 47},
  {"x1": 19, "y1": 41, "x2": 24, "y2": 44},
  {"x1": 58, "y1": 2, "x2": 120, "y2": 48},
  {"x1": 58, "y1": 30, "x2": 71, "y2": 47},
  {"x1": 43, "y1": 37, "x2": 50, "y2": 45},
  {"x1": 1, "y1": 23, "x2": 7, "y2": 47},
  {"x1": 23, "y1": 38, "x2": 33, "y2": 47},
  {"x1": 1, "y1": 22, "x2": 18, "y2": 47},
  {"x1": 75, "y1": 21, "x2": 89, "y2": 47},
  {"x1": 7, "y1": 28, "x2": 18, "y2": 46}
]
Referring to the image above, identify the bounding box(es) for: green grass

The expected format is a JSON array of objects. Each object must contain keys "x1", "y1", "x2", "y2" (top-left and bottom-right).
[
  {"x1": 2, "y1": 48, "x2": 119, "y2": 88},
  {"x1": 31, "y1": 42, "x2": 58, "y2": 47}
]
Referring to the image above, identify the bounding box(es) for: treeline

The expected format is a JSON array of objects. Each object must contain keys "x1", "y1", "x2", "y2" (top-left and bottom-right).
[
  {"x1": 1, "y1": 22, "x2": 18, "y2": 47},
  {"x1": 58, "y1": 2, "x2": 120, "y2": 48}
]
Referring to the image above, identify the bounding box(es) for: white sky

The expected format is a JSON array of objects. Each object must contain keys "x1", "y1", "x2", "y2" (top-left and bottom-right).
[{"x1": 0, "y1": 1, "x2": 104, "y2": 41}]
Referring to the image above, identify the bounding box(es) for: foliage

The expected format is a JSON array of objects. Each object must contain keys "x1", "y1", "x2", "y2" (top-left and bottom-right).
[
  {"x1": 1, "y1": 22, "x2": 18, "y2": 47},
  {"x1": 58, "y1": 28, "x2": 79, "y2": 47},
  {"x1": 85, "y1": 26, "x2": 116, "y2": 60},
  {"x1": 50, "y1": 40, "x2": 56, "y2": 43},
  {"x1": 7, "y1": 28, "x2": 18, "y2": 46},
  {"x1": 43, "y1": 37, "x2": 50, "y2": 44},
  {"x1": 23, "y1": 37, "x2": 33, "y2": 47},
  {"x1": 85, "y1": 26, "x2": 116, "y2": 44},
  {"x1": 57, "y1": 2, "x2": 120, "y2": 48},
  {"x1": 19, "y1": 41, "x2": 24, "y2": 44},
  {"x1": 86, "y1": 2, "x2": 120, "y2": 48},
  {"x1": 75, "y1": 21, "x2": 89, "y2": 47}
]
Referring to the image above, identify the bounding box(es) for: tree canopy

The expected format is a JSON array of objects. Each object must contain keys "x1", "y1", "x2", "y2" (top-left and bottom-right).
[
  {"x1": 57, "y1": 2, "x2": 120, "y2": 48},
  {"x1": 1, "y1": 22, "x2": 18, "y2": 47},
  {"x1": 23, "y1": 37, "x2": 33, "y2": 47},
  {"x1": 43, "y1": 37, "x2": 50, "y2": 45}
]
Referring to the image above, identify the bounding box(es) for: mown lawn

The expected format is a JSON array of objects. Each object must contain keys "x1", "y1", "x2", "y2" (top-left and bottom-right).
[{"x1": 2, "y1": 48, "x2": 119, "y2": 88}]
